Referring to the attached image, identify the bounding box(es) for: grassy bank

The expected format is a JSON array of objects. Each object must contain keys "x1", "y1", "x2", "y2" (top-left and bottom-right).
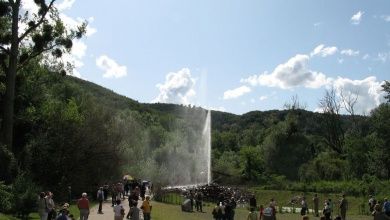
[{"x1": 152, "y1": 201, "x2": 371, "y2": 220}]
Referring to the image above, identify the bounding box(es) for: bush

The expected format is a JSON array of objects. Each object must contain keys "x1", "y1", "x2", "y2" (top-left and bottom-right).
[
  {"x1": 0, "y1": 182, "x2": 13, "y2": 213},
  {"x1": 12, "y1": 173, "x2": 40, "y2": 219}
]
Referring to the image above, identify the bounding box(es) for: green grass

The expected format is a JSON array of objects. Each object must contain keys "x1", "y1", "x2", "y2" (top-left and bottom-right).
[
  {"x1": 250, "y1": 189, "x2": 370, "y2": 215},
  {"x1": 152, "y1": 201, "x2": 371, "y2": 220}
]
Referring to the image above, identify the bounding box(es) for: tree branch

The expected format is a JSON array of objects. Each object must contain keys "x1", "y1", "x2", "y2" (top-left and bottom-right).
[
  {"x1": 0, "y1": 45, "x2": 10, "y2": 54},
  {"x1": 18, "y1": 0, "x2": 56, "y2": 43},
  {"x1": 17, "y1": 42, "x2": 60, "y2": 70}
]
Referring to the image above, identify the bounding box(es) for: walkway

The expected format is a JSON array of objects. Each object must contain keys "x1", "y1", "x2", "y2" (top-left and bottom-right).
[{"x1": 89, "y1": 199, "x2": 144, "y2": 220}]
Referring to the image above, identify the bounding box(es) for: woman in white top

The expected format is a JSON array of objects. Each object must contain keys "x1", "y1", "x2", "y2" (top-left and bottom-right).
[{"x1": 113, "y1": 199, "x2": 125, "y2": 220}]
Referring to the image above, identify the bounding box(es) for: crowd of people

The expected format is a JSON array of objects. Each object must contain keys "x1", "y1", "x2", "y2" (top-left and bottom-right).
[
  {"x1": 36, "y1": 181, "x2": 390, "y2": 220},
  {"x1": 36, "y1": 177, "x2": 153, "y2": 220}
]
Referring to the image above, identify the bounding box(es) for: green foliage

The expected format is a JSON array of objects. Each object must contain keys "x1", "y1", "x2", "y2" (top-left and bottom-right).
[
  {"x1": 262, "y1": 114, "x2": 312, "y2": 180},
  {"x1": 239, "y1": 146, "x2": 264, "y2": 182},
  {"x1": 0, "y1": 145, "x2": 17, "y2": 183},
  {"x1": 11, "y1": 173, "x2": 40, "y2": 218},
  {"x1": 0, "y1": 182, "x2": 13, "y2": 213}
]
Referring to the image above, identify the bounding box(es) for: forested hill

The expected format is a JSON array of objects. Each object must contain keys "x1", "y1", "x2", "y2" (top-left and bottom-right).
[{"x1": 1, "y1": 67, "x2": 389, "y2": 201}]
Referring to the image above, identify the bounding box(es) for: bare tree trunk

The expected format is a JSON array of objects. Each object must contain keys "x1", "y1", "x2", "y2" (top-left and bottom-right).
[{"x1": 2, "y1": 0, "x2": 20, "y2": 151}]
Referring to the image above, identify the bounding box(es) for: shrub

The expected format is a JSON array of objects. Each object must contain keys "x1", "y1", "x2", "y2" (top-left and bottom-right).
[
  {"x1": 12, "y1": 173, "x2": 40, "y2": 219},
  {"x1": 0, "y1": 182, "x2": 13, "y2": 213}
]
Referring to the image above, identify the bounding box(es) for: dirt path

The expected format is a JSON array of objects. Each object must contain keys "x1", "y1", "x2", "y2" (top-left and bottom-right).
[{"x1": 89, "y1": 199, "x2": 144, "y2": 220}]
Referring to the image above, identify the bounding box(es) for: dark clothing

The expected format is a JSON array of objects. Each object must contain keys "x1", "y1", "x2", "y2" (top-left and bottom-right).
[{"x1": 249, "y1": 197, "x2": 257, "y2": 208}]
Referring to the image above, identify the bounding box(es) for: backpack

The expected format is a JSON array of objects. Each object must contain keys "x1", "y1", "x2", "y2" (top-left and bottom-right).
[{"x1": 263, "y1": 207, "x2": 273, "y2": 216}]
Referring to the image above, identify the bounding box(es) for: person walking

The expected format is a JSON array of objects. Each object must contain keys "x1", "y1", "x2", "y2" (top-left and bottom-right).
[
  {"x1": 141, "y1": 195, "x2": 152, "y2": 220},
  {"x1": 97, "y1": 187, "x2": 104, "y2": 214},
  {"x1": 77, "y1": 193, "x2": 90, "y2": 220}
]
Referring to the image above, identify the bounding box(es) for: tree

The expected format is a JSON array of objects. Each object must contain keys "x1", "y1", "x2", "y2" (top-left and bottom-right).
[
  {"x1": 318, "y1": 88, "x2": 345, "y2": 155},
  {"x1": 0, "y1": 0, "x2": 86, "y2": 150},
  {"x1": 382, "y1": 80, "x2": 390, "y2": 102}
]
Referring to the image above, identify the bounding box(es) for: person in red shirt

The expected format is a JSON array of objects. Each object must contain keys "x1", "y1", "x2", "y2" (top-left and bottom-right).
[{"x1": 77, "y1": 193, "x2": 90, "y2": 220}]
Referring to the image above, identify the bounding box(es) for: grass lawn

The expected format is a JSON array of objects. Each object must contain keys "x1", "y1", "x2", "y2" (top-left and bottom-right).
[
  {"x1": 250, "y1": 189, "x2": 370, "y2": 215},
  {"x1": 151, "y1": 201, "x2": 371, "y2": 220}
]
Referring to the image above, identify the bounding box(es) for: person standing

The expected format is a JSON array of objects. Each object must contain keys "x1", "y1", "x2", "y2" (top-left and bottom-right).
[
  {"x1": 383, "y1": 198, "x2": 390, "y2": 217},
  {"x1": 323, "y1": 201, "x2": 331, "y2": 220},
  {"x1": 249, "y1": 195, "x2": 257, "y2": 210},
  {"x1": 141, "y1": 195, "x2": 152, "y2": 220},
  {"x1": 339, "y1": 194, "x2": 348, "y2": 220},
  {"x1": 369, "y1": 195, "x2": 377, "y2": 213},
  {"x1": 46, "y1": 191, "x2": 55, "y2": 220},
  {"x1": 313, "y1": 194, "x2": 319, "y2": 217},
  {"x1": 77, "y1": 193, "x2": 90, "y2": 220},
  {"x1": 97, "y1": 187, "x2": 104, "y2": 214},
  {"x1": 195, "y1": 191, "x2": 203, "y2": 212},
  {"x1": 113, "y1": 199, "x2": 125, "y2": 220},
  {"x1": 37, "y1": 192, "x2": 48, "y2": 220},
  {"x1": 301, "y1": 197, "x2": 308, "y2": 216}
]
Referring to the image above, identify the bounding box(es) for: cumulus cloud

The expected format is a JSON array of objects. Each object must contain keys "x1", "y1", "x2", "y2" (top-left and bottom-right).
[
  {"x1": 333, "y1": 76, "x2": 385, "y2": 114},
  {"x1": 341, "y1": 49, "x2": 360, "y2": 56},
  {"x1": 351, "y1": 11, "x2": 364, "y2": 25},
  {"x1": 241, "y1": 54, "x2": 329, "y2": 89},
  {"x1": 310, "y1": 44, "x2": 338, "y2": 57},
  {"x1": 223, "y1": 86, "x2": 251, "y2": 100},
  {"x1": 96, "y1": 55, "x2": 127, "y2": 78},
  {"x1": 152, "y1": 68, "x2": 196, "y2": 105}
]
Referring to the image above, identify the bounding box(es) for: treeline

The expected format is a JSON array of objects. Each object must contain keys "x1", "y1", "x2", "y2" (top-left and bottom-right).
[{"x1": 209, "y1": 87, "x2": 390, "y2": 189}]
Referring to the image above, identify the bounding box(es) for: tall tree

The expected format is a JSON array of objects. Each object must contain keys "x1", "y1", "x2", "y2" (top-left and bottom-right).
[
  {"x1": 318, "y1": 87, "x2": 345, "y2": 155},
  {"x1": 0, "y1": 0, "x2": 85, "y2": 150}
]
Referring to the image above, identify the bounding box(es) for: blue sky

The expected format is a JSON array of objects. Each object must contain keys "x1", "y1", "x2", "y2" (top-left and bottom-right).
[{"x1": 28, "y1": 0, "x2": 390, "y2": 115}]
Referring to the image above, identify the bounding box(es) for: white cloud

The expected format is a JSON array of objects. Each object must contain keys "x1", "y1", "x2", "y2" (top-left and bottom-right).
[
  {"x1": 313, "y1": 22, "x2": 322, "y2": 27},
  {"x1": 381, "y1": 15, "x2": 390, "y2": 22},
  {"x1": 338, "y1": 58, "x2": 344, "y2": 64},
  {"x1": 21, "y1": 0, "x2": 39, "y2": 15},
  {"x1": 376, "y1": 52, "x2": 390, "y2": 63},
  {"x1": 333, "y1": 76, "x2": 385, "y2": 114},
  {"x1": 71, "y1": 40, "x2": 87, "y2": 59},
  {"x1": 152, "y1": 68, "x2": 196, "y2": 105},
  {"x1": 362, "y1": 54, "x2": 370, "y2": 60},
  {"x1": 340, "y1": 49, "x2": 360, "y2": 56},
  {"x1": 241, "y1": 54, "x2": 329, "y2": 89},
  {"x1": 310, "y1": 44, "x2": 338, "y2": 57},
  {"x1": 351, "y1": 11, "x2": 364, "y2": 25},
  {"x1": 250, "y1": 98, "x2": 256, "y2": 103},
  {"x1": 96, "y1": 55, "x2": 127, "y2": 78},
  {"x1": 223, "y1": 86, "x2": 251, "y2": 100},
  {"x1": 259, "y1": 95, "x2": 268, "y2": 101},
  {"x1": 59, "y1": 14, "x2": 97, "y2": 37},
  {"x1": 56, "y1": 0, "x2": 76, "y2": 11}
]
